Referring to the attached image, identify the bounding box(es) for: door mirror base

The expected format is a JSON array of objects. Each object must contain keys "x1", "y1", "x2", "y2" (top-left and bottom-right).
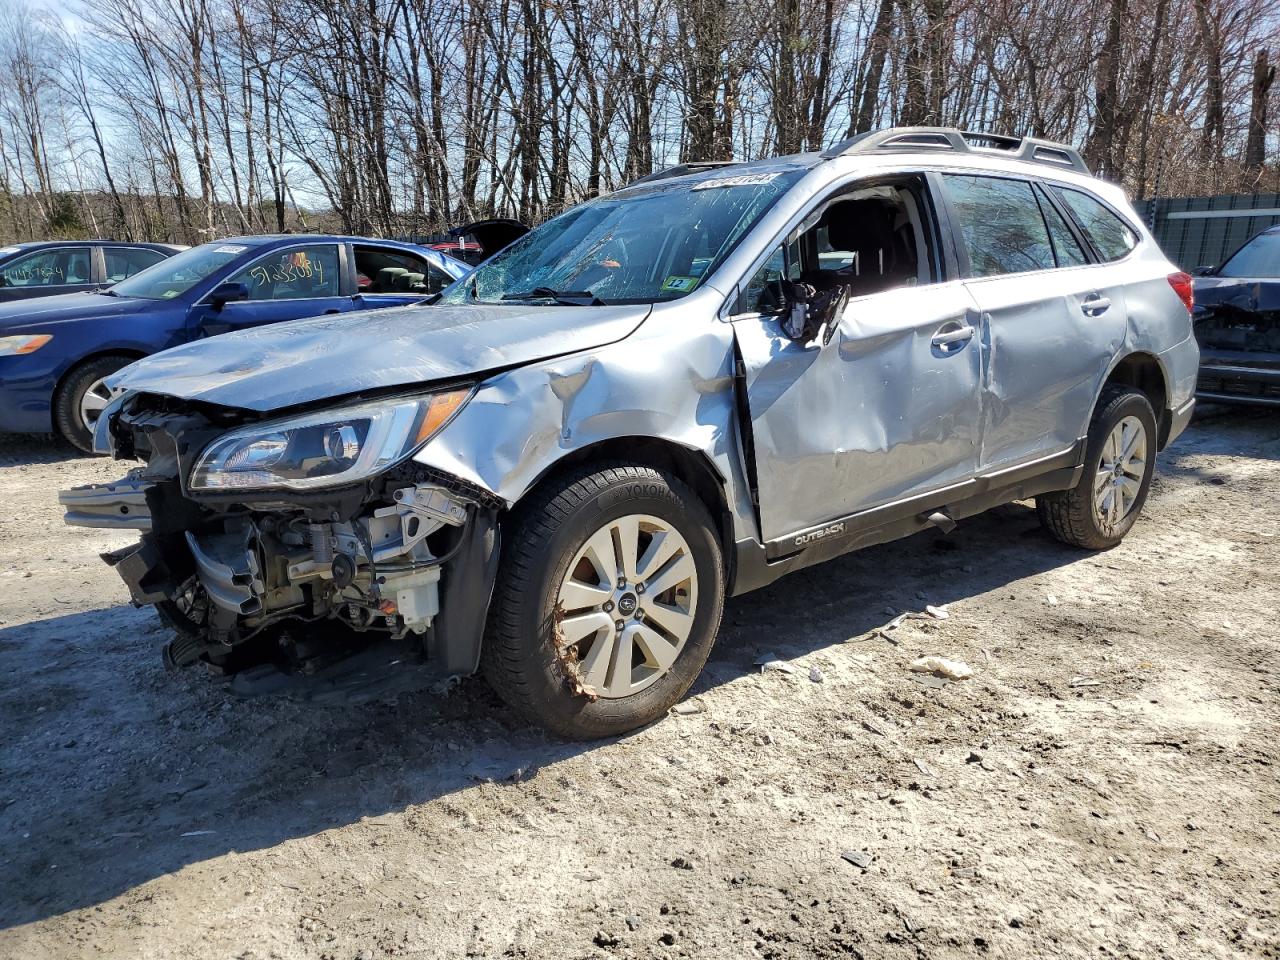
[
  {"x1": 209, "y1": 282, "x2": 250, "y2": 310},
  {"x1": 781, "y1": 280, "x2": 849, "y2": 346}
]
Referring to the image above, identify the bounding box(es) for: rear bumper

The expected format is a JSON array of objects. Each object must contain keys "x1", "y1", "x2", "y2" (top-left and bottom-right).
[{"x1": 1164, "y1": 397, "x2": 1195, "y2": 447}]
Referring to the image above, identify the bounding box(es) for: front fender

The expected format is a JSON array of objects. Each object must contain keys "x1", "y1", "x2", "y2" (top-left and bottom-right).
[{"x1": 412, "y1": 304, "x2": 759, "y2": 545}]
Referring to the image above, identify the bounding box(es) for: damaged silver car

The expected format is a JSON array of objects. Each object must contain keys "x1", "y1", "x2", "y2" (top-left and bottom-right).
[{"x1": 62, "y1": 127, "x2": 1199, "y2": 738}]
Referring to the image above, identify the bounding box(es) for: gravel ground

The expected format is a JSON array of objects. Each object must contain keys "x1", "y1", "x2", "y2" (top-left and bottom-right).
[{"x1": 0, "y1": 407, "x2": 1277, "y2": 960}]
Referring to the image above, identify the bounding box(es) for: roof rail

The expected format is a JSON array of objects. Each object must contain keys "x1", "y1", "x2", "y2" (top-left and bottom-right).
[
  {"x1": 821, "y1": 126, "x2": 1089, "y2": 175},
  {"x1": 625, "y1": 160, "x2": 740, "y2": 187}
]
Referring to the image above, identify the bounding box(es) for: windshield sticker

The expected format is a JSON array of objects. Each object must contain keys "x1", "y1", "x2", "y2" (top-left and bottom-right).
[
  {"x1": 691, "y1": 172, "x2": 781, "y2": 191},
  {"x1": 213, "y1": 245, "x2": 248, "y2": 254},
  {"x1": 661, "y1": 275, "x2": 698, "y2": 292}
]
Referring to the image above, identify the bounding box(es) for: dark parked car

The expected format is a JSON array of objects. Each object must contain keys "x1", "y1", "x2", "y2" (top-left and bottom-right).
[
  {"x1": 429, "y1": 219, "x2": 529, "y2": 265},
  {"x1": 1193, "y1": 224, "x2": 1280, "y2": 405},
  {"x1": 0, "y1": 241, "x2": 183, "y2": 303},
  {"x1": 0, "y1": 235, "x2": 468, "y2": 450}
]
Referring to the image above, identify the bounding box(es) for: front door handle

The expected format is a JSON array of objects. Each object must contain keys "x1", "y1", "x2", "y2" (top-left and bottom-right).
[
  {"x1": 931, "y1": 323, "x2": 975, "y2": 353},
  {"x1": 1082, "y1": 294, "x2": 1111, "y2": 316}
]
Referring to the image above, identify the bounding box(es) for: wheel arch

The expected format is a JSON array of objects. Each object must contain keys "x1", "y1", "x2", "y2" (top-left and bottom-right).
[
  {"x1": 51, "y1": 348, "x2": 149, "y2": 441},
  {"x1": 1099, "y1": 351, "x2": 1173, "y2": 448},
  {"x1": 512, "y1": 436, "x2": 736, "y2": 585},
  {"x1": 52, "y1": 347, "x2": 149, "y2": 402}
]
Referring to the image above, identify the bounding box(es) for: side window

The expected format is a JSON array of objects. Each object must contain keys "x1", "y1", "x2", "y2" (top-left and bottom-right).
[
  {"x1": 1036, "y1": 194, "x2": 1089, "y2": 267},
  {"x1": 1052, "y1": 187, "x2": 1137, "y2": 261},
  {"x1": 737, "y1": 179, "x2": 938, "y2": 314},
  {"x1": 104, "y1": 247, "x2": 166, "y2": 283},
  {"x1": 0, "y1": 248, "x2": 90, "y2": 287},
  {"x1": 354, "y1": 246, "x2": 452, "y2": 295},
  {"x1": 227, "y1": 245, "x2": 340, "y2": 301},
  {"x1": 803, "y1": 183, "x2": 934, "y2": 295},
  {"x1": 944, "y1": 174, "x2": 1055, "y2": 277}
]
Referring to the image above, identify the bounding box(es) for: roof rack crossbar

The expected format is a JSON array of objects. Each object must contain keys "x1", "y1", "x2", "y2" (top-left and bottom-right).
[
  {"x1": 820, "y1": 126, "x2": 1089, "y2": 175},
  {"x1": 625, "y1": 160, "x2": 741, "y2": 187}
]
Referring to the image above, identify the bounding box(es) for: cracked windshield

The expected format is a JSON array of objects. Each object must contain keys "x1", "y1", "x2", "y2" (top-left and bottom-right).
[{"x1": 443, "y1": 168, "x2": 805, "y2": 305}]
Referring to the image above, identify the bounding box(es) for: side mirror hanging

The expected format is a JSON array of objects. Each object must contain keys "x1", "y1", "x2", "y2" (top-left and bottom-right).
[{"x1": 780, "y1": 279, "x2": 849, "y2": 347}]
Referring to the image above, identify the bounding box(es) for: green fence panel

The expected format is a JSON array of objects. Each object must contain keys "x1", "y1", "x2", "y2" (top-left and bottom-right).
[{"x1": 1139, "y1": 193, "x2": 1280, "y2": 271}]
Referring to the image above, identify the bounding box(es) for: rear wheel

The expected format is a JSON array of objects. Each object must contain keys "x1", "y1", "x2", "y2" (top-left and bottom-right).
[
  {"x1": 1037, "y1": 387, "x2": 1158, "y2": 549},
  {"x1": 482, "y1": 464, "x2": 724, "y2": 739},
  {"x1": 53, "y1": 354, "x2": 134, "y2": 453}
]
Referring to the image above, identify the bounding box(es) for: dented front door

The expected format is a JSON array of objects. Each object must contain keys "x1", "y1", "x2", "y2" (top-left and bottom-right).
[{"x1": 733, "y1": 280, "x2": 985, "y2": 545}]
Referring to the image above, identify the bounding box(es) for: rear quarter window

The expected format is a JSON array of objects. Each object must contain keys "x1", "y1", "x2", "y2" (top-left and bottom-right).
[{"x1": 1053, "y1": 187, "x2": 1138, "y2": 261}]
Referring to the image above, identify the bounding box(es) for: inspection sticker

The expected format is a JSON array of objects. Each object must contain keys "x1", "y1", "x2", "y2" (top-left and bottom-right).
[
  {"x1": 661, "y1": 275, "x2": 699, "y2": 292},
  {"x1": 691, "y1": 172, "x2": 781, "y2": 191}
]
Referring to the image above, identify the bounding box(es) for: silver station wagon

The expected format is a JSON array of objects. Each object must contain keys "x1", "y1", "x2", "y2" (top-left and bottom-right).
[{"x1": 63, "y1": 127, "x2": 1198, "y2": 738}]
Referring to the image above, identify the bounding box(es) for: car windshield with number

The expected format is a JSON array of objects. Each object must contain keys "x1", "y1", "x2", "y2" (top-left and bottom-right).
[
  {"x1": 109, "y1": 241, "x2": 260, "y2": 300},
  {"x1": 442, "y1": 168, "x2": 805, "y2": 305}
]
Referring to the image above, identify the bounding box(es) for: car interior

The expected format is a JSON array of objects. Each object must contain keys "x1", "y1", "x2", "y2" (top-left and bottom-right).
[
  {"x1": 0, "y1": 248, "x2": 91, "y2": 287},
  {"x1": 800, "y1": 183, "x2": 932, "y2": 295},
  {"x1": 739, "y1": 181, "x2": 934, "y2": 314},
  {"x1": 237, "y1": 249, "x2": 339, "y2": 300},
  {"x1": 354, "y1": 246, "x2": 450, "y2": 294}
]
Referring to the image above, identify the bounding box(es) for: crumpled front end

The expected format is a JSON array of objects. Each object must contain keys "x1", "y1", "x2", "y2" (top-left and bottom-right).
[
  {"x1": 61, "y1": 393, "x2": 500, "y2": 688},
  {"x1": 1193, "y1": 278, "x2": 1280, "y2": 404}
]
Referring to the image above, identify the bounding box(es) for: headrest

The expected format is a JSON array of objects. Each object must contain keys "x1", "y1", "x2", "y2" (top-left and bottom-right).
[{"x1": 822, "y1": 199, "x2": 898, "y2": 253}]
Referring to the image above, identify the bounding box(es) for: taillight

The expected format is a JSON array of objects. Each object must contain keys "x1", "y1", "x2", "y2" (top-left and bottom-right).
[{"x1": 1167, "y1": 271, "x2": 1194, "y2": 313}]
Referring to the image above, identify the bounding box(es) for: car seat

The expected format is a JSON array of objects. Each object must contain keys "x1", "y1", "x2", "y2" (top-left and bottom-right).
[
  {"x1": 805, "y1": 197, "x2": 918, "y2": 297},
  {"x1": 65, "y1": 252, "x2": 90, "y2": 284},
  {"x1": 393, "y1": 271, "x2": 425, "y2": 292},
  {"x1": 377, "y1": 267, "x2": 408, "y2": 292}
]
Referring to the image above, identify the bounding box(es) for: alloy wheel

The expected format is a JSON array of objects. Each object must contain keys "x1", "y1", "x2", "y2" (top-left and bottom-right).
[
  {"x1": 1093, "y1": 415, "x2": 1147, "y2": 533},
  {"x1": 555, "y1": 513, "x2": 698, "y2": 699}
]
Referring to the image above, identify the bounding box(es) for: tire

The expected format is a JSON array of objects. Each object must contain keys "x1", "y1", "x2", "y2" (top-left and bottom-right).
[
  {"x1": 1037, "y1": 386, "x2": 1158, "y2": 550},
  {"x1": 482, "y1": 463, "x2": 725, "y2": 739},
  {"x1": 53, "y1": 354, "x2": 134, "y2": 453}
]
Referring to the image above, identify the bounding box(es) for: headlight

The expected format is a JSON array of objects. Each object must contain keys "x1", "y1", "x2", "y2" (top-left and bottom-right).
[
  {"x1": 0, "y1": 334, "x2": 52, "y2": 356},
  {"x1": 189, "y1": 389, "x2": 469, "y2": 492}
]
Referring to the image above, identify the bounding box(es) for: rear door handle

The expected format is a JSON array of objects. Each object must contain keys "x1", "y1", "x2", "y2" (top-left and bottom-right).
[
  {"x1": 931, "y1": 323, "x2": 975, "y2": 352},
  {"x1": 1082, "y1": 294, "x2": 1111, "y2": 316}
]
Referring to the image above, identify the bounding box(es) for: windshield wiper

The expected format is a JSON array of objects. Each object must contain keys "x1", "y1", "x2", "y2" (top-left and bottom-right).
[{"x1": 500, "y1": 287, "x2": 607, "y2": 306}]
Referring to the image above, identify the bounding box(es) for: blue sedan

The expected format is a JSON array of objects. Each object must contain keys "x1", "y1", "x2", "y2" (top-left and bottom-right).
[{"x1": 0, "y1": 235, "x2": 468, "y2": 450}]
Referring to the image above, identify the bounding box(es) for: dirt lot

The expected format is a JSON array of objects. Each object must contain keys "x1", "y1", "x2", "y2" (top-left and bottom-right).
[{"x1": 0, "y1": 407, "x2": 1277, "y2": 960}]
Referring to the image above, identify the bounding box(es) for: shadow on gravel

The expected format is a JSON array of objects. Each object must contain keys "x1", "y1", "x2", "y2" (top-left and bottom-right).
[
  {"x1": 0, "y1": 432, "x2": 83, "y2": 466},
  {"x1": 1155, "y1": 404, "x2": 1280, "y2": 483},
  {"x1": 0, "y1": 496, "x2": 1092, "y2": 930}
]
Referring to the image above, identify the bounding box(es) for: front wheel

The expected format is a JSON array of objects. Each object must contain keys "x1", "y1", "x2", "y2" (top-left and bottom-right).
[
  {"x1": 1037, "y1": 387, "x2": 1158, "y2": 549},
  {"x1": 482, "y1": 464, "x2": 725, "y2": 739}
]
